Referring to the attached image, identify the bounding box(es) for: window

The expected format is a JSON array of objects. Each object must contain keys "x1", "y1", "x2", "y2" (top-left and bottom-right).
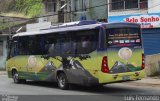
[
  {"x1": 46, "y1": 33, "x2": 69, "y2": 56},
  {"x1": 73, "y1": 30, "x2": 98, "y2": 54},
  {"x1": 61, "y1": 0, "x2": 65, "y2": 8},
  {"x1": 18, "y1": 36, "x2": 48, "y2": 55},
  {"x1": 140, "y1": 0, "x2": 148, "y2": 9},
  {"x1": 106, "y1": 28, "x2": 141, "y2": 47},
  {"x1": 125, "y1": 0, "x2": 138, "y2": 9},
  {"x1": 46, "y1": 29, "x2": 98, "y2": 57},
  {"x1": 111, "y1": 0, "x2": 148, "y2": 10},
  {"x1": 9, "y1": 39, "x2": 19, "y2": 57},
  {"x1": 75, "y1": 0, "x2": 89, "y2": 12},
  {"x1": 0, "y1": 41, "x2": 3, "y2": 56},
  {"x1": 111, "y1": 0, "x2": 124, "y2": 10},
  {"x1": 46, "y1": 0, "x2": 57, "y2": 13},
  {"x1": 9, "y1": 29, "x2": 98, "y2": 57}
]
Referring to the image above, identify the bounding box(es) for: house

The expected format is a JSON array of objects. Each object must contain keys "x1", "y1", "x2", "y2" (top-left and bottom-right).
[
  {"x1": 41, "y1": 0, "x2": 71, "y2": 23},
  {"x1": 70, "y1": 0, "x2": 108, "y2": 21},
  {"x1": 0, "y1": 34, "x2": 8, "y2": 70}
]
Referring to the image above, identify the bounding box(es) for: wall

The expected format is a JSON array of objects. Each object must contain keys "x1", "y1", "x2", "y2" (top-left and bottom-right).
[
  {"x1": 26, "y1": 22, "x2": 51, "y2": 32},
  {"x1": 0, "y1": 37, "x2": 7, "y2": 69},
  {"x1": 108, "y1": 0, "x2": 148, "y2": 16},
  {"x1": 145, "y1": 54, "x2": 160, "y2": 76},
  {"x1": 89, "y1": 0, "x2": 108, "y2": 19},
  {"x1": 71, "y1": 0, "x2": 107, "y2": 21},
  {"x1": 109, "y1": 9, "x2": 148, "y2": 16},
  {"x1": 148, "y1": 0, "x2": 160, "y2": 13},
  {"x1": 41, "y1": 0, "x2": 59, "y2": 23}
]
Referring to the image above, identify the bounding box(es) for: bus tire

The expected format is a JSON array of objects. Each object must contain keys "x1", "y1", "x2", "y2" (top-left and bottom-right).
[
  {"x1": 12, "y1": 70, "x2": 21, "y2": 84},
  {"x1": 57, "y1": 73, "x2": 69, "y2": 90}
]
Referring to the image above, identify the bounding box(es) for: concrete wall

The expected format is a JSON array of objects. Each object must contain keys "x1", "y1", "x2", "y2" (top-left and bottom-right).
[
  {"x1": 0, "y1": 37, "x2": 7, "y2": 69},
  {"x1": 148, "y1": 0, "x2": 160, "y2": 13},
  {"x1": 142, "y1": 0, "x2": 160, "y2": 76},
  {"x1": 89, "y1": 0, "x2": 108, "y2": 20},
  {"x1": 145, "y1": 54, "x2": 160, "y2": 76},
  {"x1": 41, "y1": 0, "x2": 60, "y2": 23},
  {"x1": 108, "y1": 0, "x2": 148, "y2": 16},
  {"x1": 26, "y1": 22, "x2": 51, "y2": 32},
  {"x1": 109, "y1": 9, "x2": 148, "y2": 16},
  {"x1": 109, "y1": 0, "x2": 160, "y2": 16},
  {"x1": 71, "y1": 0, "x2": 108, "y2": 21}
]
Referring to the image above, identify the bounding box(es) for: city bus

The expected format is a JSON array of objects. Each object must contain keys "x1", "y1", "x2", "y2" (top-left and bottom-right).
[{"x1": 6, "y1": 21, "x2": 145, "y2": 90}]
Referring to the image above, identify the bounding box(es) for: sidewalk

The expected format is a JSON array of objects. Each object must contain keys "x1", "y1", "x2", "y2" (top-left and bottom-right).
[
  {"x1": 123, "y1": 77, "x2": 160, "y2": 87},
  {"x1": 134, "y1": 77, "x2": 160, "y2": 85},
  {"x1": 0, "y1": 71, "x2": 7, "y2": 75}
]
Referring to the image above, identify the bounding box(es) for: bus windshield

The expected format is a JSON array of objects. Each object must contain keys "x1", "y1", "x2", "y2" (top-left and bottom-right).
[{"x1": 106, "y1": 28, "x2": 141, "y2": 47}]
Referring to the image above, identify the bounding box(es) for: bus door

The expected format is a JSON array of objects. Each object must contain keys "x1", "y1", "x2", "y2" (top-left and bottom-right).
[
  {"x1": 17, "y1": 36, "x2": 41, "y2": 80},
  {"x1": 8, "y1": 37, "x2": 28, "y2": 78},
  {"x1": 17, "y1": 36, "x2": 35, "y2": 79},
  {"x1": 22, "y1": 35, "x2": 59, "y2": 80},
  {"x1": 6, "y1": 38, "x2": 18, "y2": 72}
]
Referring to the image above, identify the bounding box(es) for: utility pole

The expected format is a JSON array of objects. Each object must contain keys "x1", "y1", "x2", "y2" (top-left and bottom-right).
[
  {"x1": 7, "y1": 18, "x2": 12, "y2": 39},
  {"x1": 69, "y1": 0, "x2": 72, "y2": 22},
  {"x1": 106, "y1": 0, "x2": 109, "y2": 22}
]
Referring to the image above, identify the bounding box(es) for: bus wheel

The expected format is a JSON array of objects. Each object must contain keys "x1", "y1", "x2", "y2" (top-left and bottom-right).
[
  {"x1": 57, "y1": 73, "x2": 69, "y2": 90},
  {"x1": 12, "y1": 70, "x2": 21, "y2": 84}
]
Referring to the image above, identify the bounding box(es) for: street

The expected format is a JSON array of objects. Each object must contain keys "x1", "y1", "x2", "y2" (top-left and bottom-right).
[{"x1": 1, "y1": 74, "x2": 160, "y2": 101}]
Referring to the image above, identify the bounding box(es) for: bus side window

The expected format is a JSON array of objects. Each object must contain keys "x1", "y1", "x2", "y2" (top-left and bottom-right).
[
  {"x1": 9, "y1": 43, "x2": 14, "y2": 58},
  {"x1": 19, "y1": 42, "x2": 29, "y2": 55},
  {"x1": 74, "y1": 30, "x2": 98, "y2": 54},
  {"x1": 46, "y1": 33, "x2": 60, "y2": 56},
  {"x1": 18, "y1": 37, "x2": 30, "y2": 55},
  {"x1": 61, "y1": 40, "x2": 72, "y2": 55},
  {"x1": 39, "y1": 36, "x2": 48, "y2": 55},
  {"x1": 77, "y1": 36, "x2": 92, "y2": 54},
  {"x1": 48, "y1": 44, "x2": 55, "y2": 54},
  {"x1": 55, "y1": 34, "x2": 72, "y2": 56}
]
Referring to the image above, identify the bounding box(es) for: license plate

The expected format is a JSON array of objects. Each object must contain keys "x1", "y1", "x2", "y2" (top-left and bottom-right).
[{"x1": 123, "y1": 76, "x2": 130, "y2": 80}]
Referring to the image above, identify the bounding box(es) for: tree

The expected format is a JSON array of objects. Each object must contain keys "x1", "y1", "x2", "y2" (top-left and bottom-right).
[{"x1": 15, "y1": 0, "x2": 43, "y2": 17}]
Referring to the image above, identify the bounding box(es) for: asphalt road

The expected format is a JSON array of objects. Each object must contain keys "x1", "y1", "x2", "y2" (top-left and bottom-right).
[{"x1": 1, "y1": 75, "x2": 160, "y2": 101}]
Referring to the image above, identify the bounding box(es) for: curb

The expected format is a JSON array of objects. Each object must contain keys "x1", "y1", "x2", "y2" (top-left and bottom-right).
[
  {"x1": 123, "y1": 78, "x2": 160, "y2": 87},
  {"x1": 0, "y1": 71, "x2": 7, "y2": 75}
]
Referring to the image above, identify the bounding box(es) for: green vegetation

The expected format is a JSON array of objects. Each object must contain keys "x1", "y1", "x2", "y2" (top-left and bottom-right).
[
  {"x1": 15, "y1": 0, "x2": 43, "y2": 17},
  {"x1": 0, "y1": 0, "x2": 43, "y2": 31},
  {"x1": 0, "y1": 18, "x2": 23, "y2": 31},
  {"x1": 0, "y1": 0, "x2": 43, "y2": 17}
]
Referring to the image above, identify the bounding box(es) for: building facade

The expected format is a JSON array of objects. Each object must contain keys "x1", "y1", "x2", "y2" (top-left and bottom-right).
[
  {"x1": 108, "y1": 0, "x2": 160, "y2": 55},
  {"x1": 40, "y1": 0, "x2": 71, "y2": 23},
  {"x1": 0, "y1": 34, "x2": 8, "y2": 69},
  {"x1": 70, "y1": 0, "x2": 108, "y2": 21}
]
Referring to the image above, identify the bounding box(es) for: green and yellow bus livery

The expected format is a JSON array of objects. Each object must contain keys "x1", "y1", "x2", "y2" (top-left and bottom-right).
[{"x1": 6, "y1": 21, "x2": 145, "y2": 89}]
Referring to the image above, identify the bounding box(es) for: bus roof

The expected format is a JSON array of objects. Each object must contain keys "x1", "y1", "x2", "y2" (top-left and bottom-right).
[
  {"x1": 13, "y1": 23, "x2": 101, "y2": 38},
  {"x1": 12, "y1": 22, "x2": 140, "y2": 38}
]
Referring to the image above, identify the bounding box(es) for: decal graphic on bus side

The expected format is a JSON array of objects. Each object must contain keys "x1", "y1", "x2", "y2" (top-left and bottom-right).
[{"x1": 108, "y1": 47, "x2": 142, "y2": 74}]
